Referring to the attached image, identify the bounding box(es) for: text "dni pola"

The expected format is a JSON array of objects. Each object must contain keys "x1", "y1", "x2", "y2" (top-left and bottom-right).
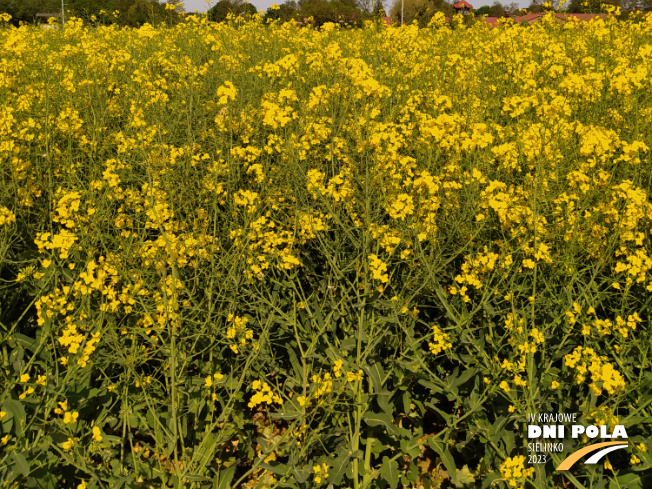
[{"x1": 527, "y1": 413, "x2": 628, "y2": 439}]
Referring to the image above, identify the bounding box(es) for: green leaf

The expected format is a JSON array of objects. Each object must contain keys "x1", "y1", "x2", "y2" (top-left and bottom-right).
[
  {"x1": 292, "y1": 466, "x2": 312, "y2": 484},
  {"x1": 400, "y1": 438, "x2": 420, "y2": 459},
  {"x1": 609, "y1": 472, "x2": 644, "y2": 489},
  {"x1": 184, "y1": 474, "x2": 213, "y2": 482},
  {"x1": 418, "y1": 379, "x2": 442, "y2": 394},
  {"x1": 405, "y1": 460, "x2": 419, "y2": 483},
  {"x1": 368, "y1": 437, "x2": 386, "y2": 456},
  {"x1": 380, "y1": 456, "x2": 399, "y2": 489},
  {"x1": 11, "y1": 451, "x2": 30, "y2": 477},
  {"x1": 11, "y1": 334, "x2": 37, "y2": 352},
  {"x1": 502, "y1": 429, "x2": 515, "y2": 455},
  {"x1": 429, "y1": 439, "x2": 456, "y2": 485},
  {"x1": 287, "y1": 347, "x2": 303, "y2": 381},
  {"x1": 329, "y1": 451, "x2": 352, "y2": 486},
  {"x1": 1, "y1": 410, "x2": 13, "y2": 432},
  {"x1": 112, "y1": 476, "x2": 136, "y2": 489},
  {"x1": 363, "y1": 361, "x2": 385, "y2": 393},
  {"x1": 269, "y1": 411, "x2": 300, "y2": 420},
  {"x1": 425, "y1": 401, "x2": 451, "y2": 424},
  {"x1": 481, "y1": 472, "x2": 501, "y2": 489},
  {"x1": 260, "y1": 462, "x2": 289, "y2": 476},
  {"x1": 3, "y1": 400, "x2": 25, "y2": 437},
  {"x1": 451, "y1": 368, "x2": 478, "y2": 389},
  {"x1": 402, "y1": 390, "x2": 411, "y2": 413},
  {"x1": 631, "y1": 450, "x2": 651, "y2": 471},
  {"x1": 375, "y1": 392, "x2": 393, "y2": 415},
  {"x1": 454, "y1": 465, "x2": 475, "y2": 488},
  {"x1": 482, "y1": 301, "x2": 496, "y2": 316},
  {"x1": 488, "y1": 416, "x2": 508, "y2": 445},
  {"x1": 363, "y1": 411, "x2": 398, "y2": 435},
  {"x1": 215, "y1": 463, "x2": 237, "y2": 489}
]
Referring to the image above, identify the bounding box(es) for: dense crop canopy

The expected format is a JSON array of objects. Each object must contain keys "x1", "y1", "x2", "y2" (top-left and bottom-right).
[{"x1": 0, "y1": 11, "x2": 651, "y2": 489}]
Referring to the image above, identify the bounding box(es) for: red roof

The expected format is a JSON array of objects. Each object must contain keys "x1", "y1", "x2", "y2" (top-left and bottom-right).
[
  {"x1": 453, "y1": 0, "x2": 473, "y2": 8},
  {"x1": 556, "y1": 13, "x2": 607, "y2": 21},
  {"x1": 482, "y1": 12, "x2": 608, "y2": 28},
  {"x1": 519, "y1": 13, "x2": 543, "y2": 21}
]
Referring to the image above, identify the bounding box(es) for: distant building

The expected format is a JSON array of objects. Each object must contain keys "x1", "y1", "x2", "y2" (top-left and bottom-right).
[
  {"x1": 36, "y1": 13, "x2": 62, "y2": 19},
  {"x1": 483, "y1": 12, "x2": 609, "y2": 27},
  {"x1": 453, "y1": 1, "x2": 473, "y2": 15}
]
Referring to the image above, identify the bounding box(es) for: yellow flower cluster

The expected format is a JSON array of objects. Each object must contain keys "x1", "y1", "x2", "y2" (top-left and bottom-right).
[
  {"x1": 57, "y1": 319, "x2": 101, "y2": 368},
  {"x1": 34, "y1": 232, "x2": 78, "y2": 259},
  {"x1": 564, "y1": 346, "x2": 626, "y2": 396},
  {"x1": 62, "y1": 437, "x2": 79, "y2": 452},
  {"x1": 92, "y1": 426, "x2": 103, "y2": 442},
  {"x1": 313, "y1": 463, "x2": 329, "y2": 484},
  {"x1": 588, "y1": 313, "x2": 642, "y2": 337},
  {"x1": 346, "y1": 370, "x2": 364, "y2": 382},
  {"x1": 1, "y1": 10, "x2": 652, "y2": 485},
  {"x1": 312, "y1": 373, "x2": 333, "y2": 397},
  {"x1": 499, "y1": 455, "x2": 535, "y2": 489},
  {"x1": 585, "y1": 404, "x2": 620, "y2": 431},
  {"x1": 53, "y1": 191, "x2": 82, "y2": 229},
  {"x1": 451, "y1": 248, "x2": 505, "y2": 302},
  {"x1": 428, "y1": 325, "x2": 452, "y2": 355},
  {"x1": 387, "y1": 193, "x2": 414, "y2": 220},
  {"x1": 54, "y1": 401, "x2": 79, "y2": 424},
  {"x1": 0, "y1": 206, "x2": 16, "y2": 226},
  {"x1": 204, "y1": 372, "x2": 224, "y2": 387},
  {"x1": 298, "y1": 370, "x2": 337, "y2": 407},
  {"x1": 368, "y1": 254, "x2": 389, "y2": 283},
  {"x1": 248, "y1": 380, "x2": 283, "y2": 408},
  {"x1": 216, "y1": 81, "x2": 237, "y2": 106},
  {"x1": 226, "y1": 314, "x2": 255, "y2": 354}
]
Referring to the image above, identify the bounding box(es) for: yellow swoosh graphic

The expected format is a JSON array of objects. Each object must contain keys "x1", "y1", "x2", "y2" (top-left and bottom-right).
[{"x1": 556, "y1": 441, "x2": 628, "y2": 470}]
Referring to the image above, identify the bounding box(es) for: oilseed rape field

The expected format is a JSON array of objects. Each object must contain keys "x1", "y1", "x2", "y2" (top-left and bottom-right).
[{"x1": 1, "y1": 10, "x2": 652, "y2": 489}]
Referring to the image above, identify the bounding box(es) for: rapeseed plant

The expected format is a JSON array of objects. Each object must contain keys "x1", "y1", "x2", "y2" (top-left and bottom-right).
[{"x1": 0, "y1": 11, "x2": 651, "y2": 489}]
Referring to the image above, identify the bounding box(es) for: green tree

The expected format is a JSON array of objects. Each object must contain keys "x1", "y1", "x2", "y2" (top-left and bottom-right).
[
  {"x1": 488, "y1": 1, "x2": 506, "y2": 15},
  {"x1": 566, "y1": 0, "x2": 620, "y2": 12},
  {"x1": 242, "y1": 2, "x2": 257, "y2": 15},
  {"x1": 389, "y1": 0, "x2": 453, "y2": 25},
  {"x1": 1, "y1": 0, "x2": 170, "y2": 26},
  {"x1": 208, "y1": 0, "x2": 259, "y2": 21},
  {"x1": 280, "y1": 0, "x2": 300, "y2": 19},
  {"x1": 3, "y1": 0, "x2": 66, "y2": 24},
  {"x1": 208, "y1": 0, "x2": 233, "y2": 21},
  {"x1": 372, "y1": 0, "x2": 387, "y2": 15},
  {"x1": 264, "y1": 1, "x2": 299, "y2": 22},
  {"x1": 297, "y1": 0, "x2": 363, "y2": 25},
  {"x1": 526, "y1": 0, "x2": 545, "y2": 12}
]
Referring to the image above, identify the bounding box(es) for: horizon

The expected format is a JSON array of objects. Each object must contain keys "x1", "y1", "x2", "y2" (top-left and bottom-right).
[{"x1": 173, "y1": 0, "x2": 533, "y2": 15}]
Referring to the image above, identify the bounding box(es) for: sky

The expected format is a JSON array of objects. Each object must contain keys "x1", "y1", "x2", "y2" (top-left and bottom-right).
[{"x1": 175, "y1": 0, "x2": 527, "y2": 15}]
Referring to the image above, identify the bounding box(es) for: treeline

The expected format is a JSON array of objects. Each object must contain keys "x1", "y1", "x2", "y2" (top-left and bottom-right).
[
  {"x1": 512, "y1": 0, "x2": 647, "y2": 14},
  {"x1": 208, "y1": 0, "x2": 388, "y2": 26},
  {"x1": 2, "y1": 0, "x2": 648, "y2": 28},
  {"x1": 389, "y1": 0, "x2": 648, "y2": 25},
  {"x1": 1, "y1": 0, "x2": 182, "y2": 26},
  {"x1": 384, "y1": 0, "x2": 520, "y2": 26}
]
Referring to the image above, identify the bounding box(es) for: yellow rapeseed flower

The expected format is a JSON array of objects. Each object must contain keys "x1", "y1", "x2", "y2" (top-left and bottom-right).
[
  {"x1": 63, "y1": 411, "x2": 79, "y2": 424},
  {"x1": 92, "y1": 426, "x2": 103, "y2": 442}
]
